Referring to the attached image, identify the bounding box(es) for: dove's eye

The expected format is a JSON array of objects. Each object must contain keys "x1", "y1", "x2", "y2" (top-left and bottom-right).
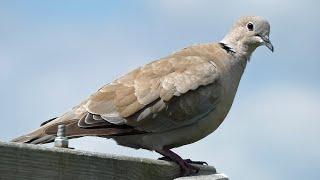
[{"x1": 247, "y1": 22, "x2": 254, "y2": 31}]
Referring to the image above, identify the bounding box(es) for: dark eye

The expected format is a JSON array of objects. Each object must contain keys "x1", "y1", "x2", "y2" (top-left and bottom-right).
[{"x1": 247, "y1": 22, "x2": 254, "y2": 31}]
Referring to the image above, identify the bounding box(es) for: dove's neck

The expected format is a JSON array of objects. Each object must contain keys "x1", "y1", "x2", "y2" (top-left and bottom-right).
[{"x1": 220, "y1": 33, "x2": 257, "y2": 61}]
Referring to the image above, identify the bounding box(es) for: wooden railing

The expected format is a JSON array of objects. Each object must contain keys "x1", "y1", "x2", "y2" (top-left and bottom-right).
[{"x1": 0, "y1": 141, "x2": 228, "y2": 180}]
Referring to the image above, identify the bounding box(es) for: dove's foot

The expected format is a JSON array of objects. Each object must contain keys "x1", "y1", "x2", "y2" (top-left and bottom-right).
[
  {"x1": 158, "y1": 157, "x2": 208, "y2": 166},
  {"x1": 156, "y1": 148, "x2": 200, "y2": 177},
  {"x1": 184, "y1": 159, "x2": 208, "y2": 165}
]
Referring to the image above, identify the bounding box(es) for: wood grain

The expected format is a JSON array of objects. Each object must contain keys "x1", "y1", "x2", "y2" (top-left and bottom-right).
[{"x1": 0, "y1": 142, "x2": 218, "y2": 180}]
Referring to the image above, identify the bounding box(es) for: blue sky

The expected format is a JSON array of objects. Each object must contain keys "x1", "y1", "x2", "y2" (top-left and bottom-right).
[{"x1": 1, "y1": 1, "x2": 319, "y2": 179}]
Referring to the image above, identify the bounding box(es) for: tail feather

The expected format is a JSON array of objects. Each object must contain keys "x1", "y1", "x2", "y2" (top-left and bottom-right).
[
  {"x1": 11, "y1": 129, "x2": 54, "y2": 144},
  {"x1": 11, "y1": 117, "x2": 73, "y2": 144},
  {"x1": 11, "y1": 116, "x2": 140, "y2": 144},
  {"x1": 11, "y1": 134, "x2": 37, "y2": 143},
  {"x1": 11, "y1": 125, "x2": 57, "y2": 144},
  {"x1": 30, "y1": 135, "x2": 56, "y2": 144},
  {"x1": 11, "y1": 95, "x2": 144, "y2": 145},
  {"x1": 40, "y1": 117, "x2": 58, "y2": 127}
]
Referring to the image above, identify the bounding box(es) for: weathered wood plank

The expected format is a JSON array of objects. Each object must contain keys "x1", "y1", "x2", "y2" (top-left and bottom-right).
[{"x1": 0, "y1": 142, "x2": 223, "y2": 180}]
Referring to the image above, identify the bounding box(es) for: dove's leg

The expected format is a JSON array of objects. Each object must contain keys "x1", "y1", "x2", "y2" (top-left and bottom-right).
[{"x1": 156, "y1": 148, "x2": 199, "y2": 176}]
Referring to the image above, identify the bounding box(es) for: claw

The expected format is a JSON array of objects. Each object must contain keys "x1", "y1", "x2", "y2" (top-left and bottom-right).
[
  {"x1": 184, "y1": 159, "x2": 208, "y2": 165},
  {"x1": 156, "y1": 148, "x2": 204, "y2": 177}
]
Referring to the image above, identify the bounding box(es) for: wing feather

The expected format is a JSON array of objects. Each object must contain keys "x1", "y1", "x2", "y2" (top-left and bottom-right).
[{"x1": 82, "y1": 48, "x2": 221, "y2": 133}]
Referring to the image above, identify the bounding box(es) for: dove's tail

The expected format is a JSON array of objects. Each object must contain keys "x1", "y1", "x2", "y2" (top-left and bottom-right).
[
  {"x1": 10, "y1": 117, "x2": 95, "y2": 144},
  {"x1": 11, "y1": 113, "x2": 139, "y2": 144},
  {"x1": 11, "y1": 131, "x2": 56, "y2": 144},
  {"x1": 11, "y1": 117, "x2": 63, "y2": 144}
]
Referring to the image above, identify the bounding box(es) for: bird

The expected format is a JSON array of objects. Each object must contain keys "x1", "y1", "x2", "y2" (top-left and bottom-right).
[{"x1": 12, "y1": 16, "x2": 273, "y2": 176}]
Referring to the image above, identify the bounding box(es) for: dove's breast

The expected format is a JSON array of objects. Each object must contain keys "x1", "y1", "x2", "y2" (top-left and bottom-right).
[{"x1": 156, "y1": 57, "x2": 247, "y2": 149}]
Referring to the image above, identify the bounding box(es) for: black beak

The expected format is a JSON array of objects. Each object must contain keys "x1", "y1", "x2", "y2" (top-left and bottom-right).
[{"x1": 260, "y1": 35, "x2": 274, "y2": 52}]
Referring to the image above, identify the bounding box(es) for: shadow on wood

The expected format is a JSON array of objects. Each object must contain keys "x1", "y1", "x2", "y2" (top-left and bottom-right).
[{"x1": 0, "y1": 141, "x2": 228, "y2": 180}]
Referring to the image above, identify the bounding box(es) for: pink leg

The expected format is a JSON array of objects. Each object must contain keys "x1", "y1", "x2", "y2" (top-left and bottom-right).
[{"x1": 156, "y1": 148, "x2": 200, "y2": 176}]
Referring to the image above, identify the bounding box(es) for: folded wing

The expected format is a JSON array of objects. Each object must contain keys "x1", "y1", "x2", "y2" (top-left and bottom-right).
[{"x1": 83, "y1": 52, "x2": 221, "y2": 133}]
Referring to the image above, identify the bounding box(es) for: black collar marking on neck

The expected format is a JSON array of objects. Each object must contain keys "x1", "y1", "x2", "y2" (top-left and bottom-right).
[{"x1": 219, "y1": 42, "x2": 235, "y2": 54}]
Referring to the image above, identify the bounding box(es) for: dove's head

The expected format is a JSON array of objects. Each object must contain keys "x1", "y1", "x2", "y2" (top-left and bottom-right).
[{"x1": 221, "y1": 16, "x2": 274, "y2": 57}]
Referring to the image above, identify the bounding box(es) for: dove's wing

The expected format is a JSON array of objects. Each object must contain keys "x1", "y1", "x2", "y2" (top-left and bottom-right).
[{"x1": 80, "y1": 45, "x2": 221, "y2": 133}]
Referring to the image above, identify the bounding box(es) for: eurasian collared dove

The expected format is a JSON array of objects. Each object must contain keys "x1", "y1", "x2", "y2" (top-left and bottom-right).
[{"x1": 12, "y1": 16, "x2": 273, "y2": 176}]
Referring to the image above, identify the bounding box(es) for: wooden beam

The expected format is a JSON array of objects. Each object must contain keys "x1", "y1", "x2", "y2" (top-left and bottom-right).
[{"x1": 0, "y1": 142, "x2": 227, "y2": 180}]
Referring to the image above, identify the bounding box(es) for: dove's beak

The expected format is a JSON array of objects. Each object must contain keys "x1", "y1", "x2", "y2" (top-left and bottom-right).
[{"x1": 260, "y1": 35, "x2": 274, "y2": 52}]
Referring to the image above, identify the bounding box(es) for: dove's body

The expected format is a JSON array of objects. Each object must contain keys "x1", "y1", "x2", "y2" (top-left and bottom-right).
[
  {"x1": 112, "y1": 43, "x2": 248, "y2": 151},
  {"x1": 12, "y1": 16, "x2": 272, "y2": 176}
]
